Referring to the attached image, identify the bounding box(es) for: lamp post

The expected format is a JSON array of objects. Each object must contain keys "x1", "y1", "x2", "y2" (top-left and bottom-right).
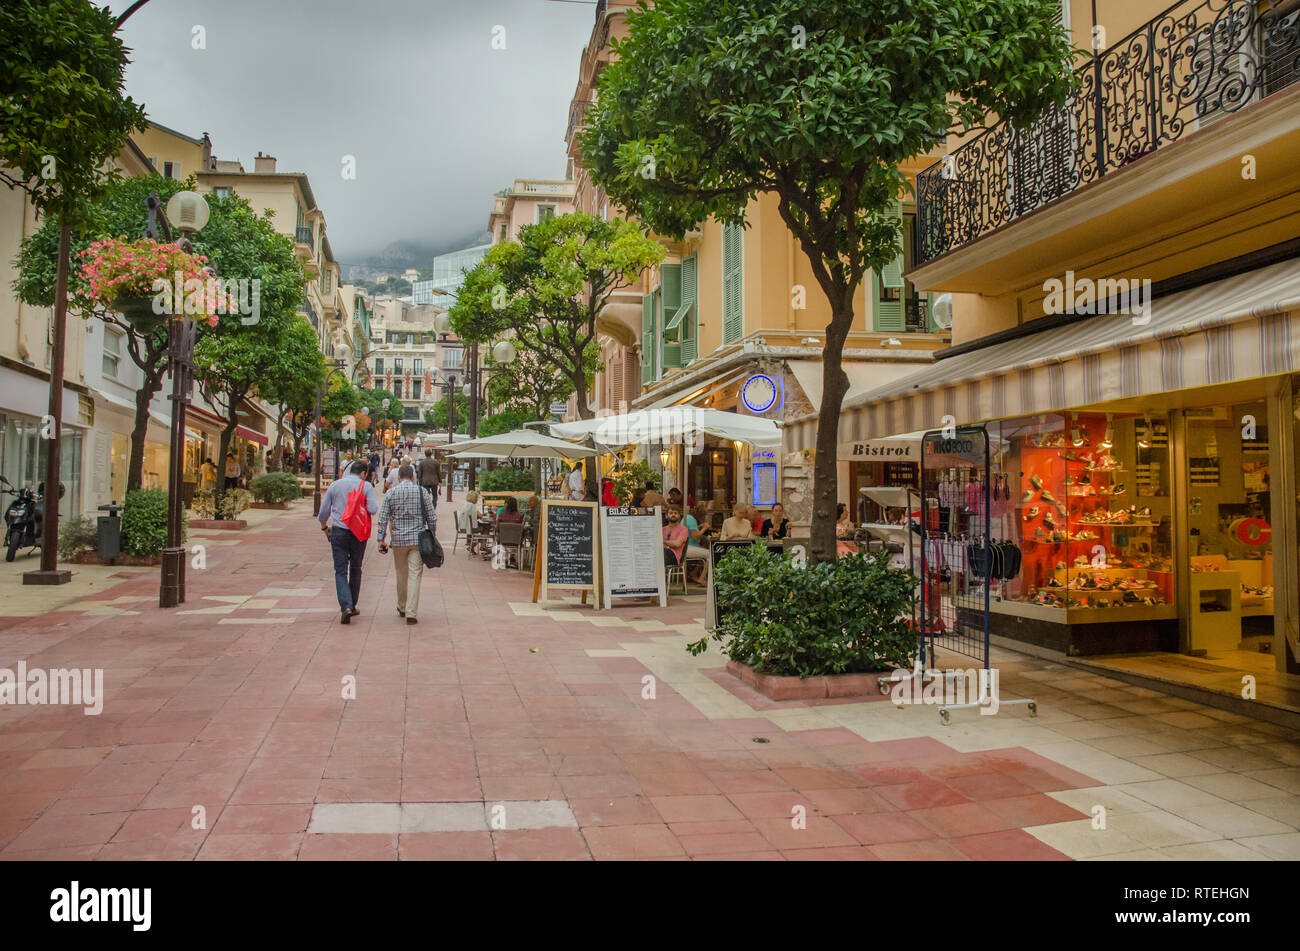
[
  {"x1": 443, "y1": 372, "x2": 458, "y2": 502},
  {"x1": 153, "y1": 190, "x2": 210, "y2": 608},
  {"x1": 312, "y1": 342, "x2": 352, "y2": 517}
]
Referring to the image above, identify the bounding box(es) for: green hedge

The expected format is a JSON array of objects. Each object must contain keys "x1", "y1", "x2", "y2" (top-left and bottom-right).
[
  {"x1": 688, "y1": 543, "x2": 918, "y2": 678},
  {"x1": 250, "y1": 471, "x2": 300, "y2": 503},
  {"x1": 476, "y1": 466, "x2": 535, "y2": 492},
  {"x1": 57, "y1": 516, "x2": 98, "y2": 560},
  {"x1": 122, "y1": 488, "x2": 175, "y2": 557}
]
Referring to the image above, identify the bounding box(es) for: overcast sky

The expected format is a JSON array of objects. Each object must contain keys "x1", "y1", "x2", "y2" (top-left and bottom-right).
[{"x1": 108, "y1": 0, "x2": 595, "y2": 265}]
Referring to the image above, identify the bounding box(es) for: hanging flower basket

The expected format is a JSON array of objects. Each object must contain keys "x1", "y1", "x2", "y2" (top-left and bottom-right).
[
  {"x1": 111, "y1": 292, "x2": 166, "y2": 330},
  {"x1": 77, "y1": 238, "x2": 228, "y2": 329}
]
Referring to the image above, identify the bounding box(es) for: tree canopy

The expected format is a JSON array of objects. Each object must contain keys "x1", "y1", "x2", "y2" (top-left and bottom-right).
[
  {"x1": 450, "y1": 212, "x2": 664, "y2": 418},
  {"x1": 579, "y1": 0, "x2": 1076, "y2": 560},
  {"x1": 0, "y1": 0, "x2": 148, "y2": 223}
]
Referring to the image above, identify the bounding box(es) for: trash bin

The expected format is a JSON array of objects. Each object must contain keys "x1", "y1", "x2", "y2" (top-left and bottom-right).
[{"x1": 97, "y1": 502, "x2": 123, "y2": 560}]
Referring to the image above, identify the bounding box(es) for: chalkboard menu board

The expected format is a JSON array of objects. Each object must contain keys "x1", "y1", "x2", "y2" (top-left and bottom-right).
[
  {"x1": 707, "y1": 540, "x2": 784, "y2": 629},
  {"x1": 538, "y1": 501, "x2": 598, "y2": 604}
]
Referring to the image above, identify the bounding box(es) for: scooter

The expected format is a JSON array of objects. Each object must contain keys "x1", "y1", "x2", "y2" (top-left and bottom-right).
[{"x1": 2, "y1": 477, "x2": 62, "y2": 563}]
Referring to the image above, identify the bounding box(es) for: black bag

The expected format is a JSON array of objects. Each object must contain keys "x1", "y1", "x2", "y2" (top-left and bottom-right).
[{"x1": 417, "y1": 485, "x2": 443, "y2": 569}]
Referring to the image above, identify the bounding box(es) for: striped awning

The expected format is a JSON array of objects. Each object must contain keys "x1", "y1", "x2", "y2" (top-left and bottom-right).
[{"x1": 783, "y1": 257, "x2": 1300, "y2": 451}]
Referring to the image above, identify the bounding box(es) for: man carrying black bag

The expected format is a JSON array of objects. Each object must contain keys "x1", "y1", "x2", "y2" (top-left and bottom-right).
[
  {"x1": 376, "y1": 464, "x2": 439, "y2": 626},
  {"x1": 417, "y1": 447, "x2": 441, "y2": 509}
]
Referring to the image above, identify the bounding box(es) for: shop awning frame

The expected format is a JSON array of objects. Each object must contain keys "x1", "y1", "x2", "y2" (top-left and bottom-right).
[{"x1": 785, "y1": 257, "x2": 1300, "y2": 449}]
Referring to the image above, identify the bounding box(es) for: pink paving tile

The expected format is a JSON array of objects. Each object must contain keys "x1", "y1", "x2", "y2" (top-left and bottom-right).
[
  {"x1": 632, "y1": 772, "x2": 721, "y2": 798},
  {"x1": 492, "y1": 828, "x2": 591, "y2": 861},
  {"x1": 5, "y1": 811, "x2": 128, "y2": 852},
  {"x1": 875, "y1": 780, "x2": 973, "y2": 811},
  {"x1": 801, "y1": 787, "x2": 893, "y2": 816},
  {"x1": 317, "y1": 778, "x2": 404, "y2": 803},
  {"x1": 788, "y1": 727, "x2": 869, "y2": 748},
  {"x1": 649, "y1": 795, "x2": 744, "y2": 823},
  {"x1": 943, "y1": 772, "x2": 1041, "y2": 802},
  {"x1": 726, "y1": 791, "x2": 812, "y2": 820},
  {"x1": 693, "y1": 850, "x2": 786, "y2": 861},
  {"x1": 0, "y1": 790, "x2": 63, "y2": 819},
  {"x1": 399, "y1": 831, "x2": 494, "y2": 861},
  {"x1": 478, "y1": 775, "x2": 562, "y2": 802},
  {"x1": 868, "y1": 839, "x2": 972, "y2": 861},
  {"x1": 95, "y1": 838, "x2": 204, "y2": 861},
  {"x1": 213, "y1": 804, "x2": 314, "y2": 835},
  {"x1": 981, "y1": 794, "x2": 1090, "y2": 827},
  {"x1": 225, "y1": 777, "x2": 320, "y2": 805},
  {"x1": 951, "y1": 829, "x2": 1073, "y2": 861},
  {"x1": 832, "y1": 812, "x2": 937, "y2": 845},
  {"x1": 299, "y1": 833, "x2": 399, "y2": 861},
  {"x1": 676, "y1": 831, "x2": 773, "y2": 856},
  {"x1": 0, "y1": 844, "x2": 103, "y2": 861},
  {"x1": 773, "y1": 765, "x2": 862, "y2": 790},
  {"x1": 705, "y1": 770, "x2": 796, "y2": 795},
  {"x1": 1001, "y1": 764, "x2": 1100, "y2": 793},
  {"x1": 667, "y1": 819, "x2": 760, "y2": 837},
  {"x1": 584, "y1": 824, "x2": 686, "y2": 860},
  {"x1": 196, "y1": 833, "x2": 303, "y2": 861},
  {"x1": 111, "y1": 807, "x2": 196, "y2": 841},
  {"x1": 782, "y1": 846, "x2": 880, "y2": 860},
  {"x1": 906, "y1": 802, "x2": 1021, "y2": 838},
  {"x1": 868, "y1": 737, "x2": 959, "y2": 760},
  {"x1": 569, "y1": 796, "x2": 663, "y2": 827},
  {"x1": 850, "y1": 763, "x2": 929, "y2": 786},
  {"x1": 752, "y1": 816, "x2": 860, "y2": 851}
]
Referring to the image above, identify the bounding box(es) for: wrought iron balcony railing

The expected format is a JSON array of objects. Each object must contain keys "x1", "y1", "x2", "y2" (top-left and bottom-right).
[
  {"x1": 915, "y1": 0, "x2": 1300, "y2": 266},
  {"x1": 295, "y1": 226, "x2": 314, "y2": 250}
]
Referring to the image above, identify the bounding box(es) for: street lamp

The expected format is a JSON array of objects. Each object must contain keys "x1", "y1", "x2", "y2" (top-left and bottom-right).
[
  {"x1": 442, "y1": 372, "x2": 458, "y2": 502},
  {"x1": 157, "y1": 190, "x2": 209, "y2": 608}
]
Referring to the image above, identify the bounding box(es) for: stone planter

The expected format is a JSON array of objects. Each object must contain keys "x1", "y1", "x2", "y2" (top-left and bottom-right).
[
  {"x1": 249, "y1": 502, "x2": 288, "y2": 510},
  {"x1": 188, "y1": 519, "x2": 248, "y2": 530},
  {"x1": 725, "y1": 660, "x2": 888, "y2": 701},
  {"x1": 73, "y1": 551, "x2": 161, "y2": 566}
]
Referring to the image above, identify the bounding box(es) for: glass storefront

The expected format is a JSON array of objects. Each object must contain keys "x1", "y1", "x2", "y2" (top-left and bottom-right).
[
  {"x1": 0, "y1": 413, "x2": 84, "y2": 516},
  {"x1": 109, "y1": 431, "x2": 170, "y2": 499}
]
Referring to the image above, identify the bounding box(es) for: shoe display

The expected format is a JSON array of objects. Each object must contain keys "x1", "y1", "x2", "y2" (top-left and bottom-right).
[
  {"x1": 1020, "y1": 490, "x2": 1034, "y2": 505},
  {"x1": 1040, "y1": 490, "x2": 1058, "y2": 505},
  {"x1": 1030, "y1": 474, "x2": 1043, "y2": 490}
]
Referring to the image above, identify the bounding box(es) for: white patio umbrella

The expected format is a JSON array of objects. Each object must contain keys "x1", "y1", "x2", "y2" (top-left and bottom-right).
[{"x1": 440, "y1": 428, "x2": 599, "y2": 461}]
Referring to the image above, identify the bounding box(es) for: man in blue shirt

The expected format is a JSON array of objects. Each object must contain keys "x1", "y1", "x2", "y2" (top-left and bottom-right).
[{"x1": 317, "y1": 460, "x2": 380, "y2": 624}]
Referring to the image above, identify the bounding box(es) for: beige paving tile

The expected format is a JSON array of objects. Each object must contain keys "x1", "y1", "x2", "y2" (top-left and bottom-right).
[
  {"x1": 1165, "y1": 802, "x2": 1294, "y2": 838},
  {"x1": 1079, "y1": 849, "x2": 1172, "y2": 861},
  {"x1": 1086, "y1": 736, "x2": 1169, "y2": 758},
  {"x1": 1048, "y1": 786, "x2": 1162, "y2": 817},
  {"x1": 1236, "y1": 833, "x2": 1300, "y2": 860},
  {"x1": 1241, "y1": 768, "x2": 1300, "y2": 795},
  {"x1": 1157, "y1": 840, "x2": 1272, "y2": 861},
  {"x1": 1131, "y1": 753, "x2": 1224, "y2": 779},
  {"x1": 1187, "y1": 746, "x2": 1289, "y2": 772},
  {"x1": 1112, "y1": 811, "x2": 1221, "y2": 848},
  {"x1": 400, "y1": 803, "x2": 485, "y2": 833},
  {"x1": 1241, "y1": 797, "x2": 1300, "y2": 828},
  {"x1": 1151, "y1": 711, "x2": 1221, "y2": 730},
  {"x1": 485, "y1": 800, "x2": 577, "y2": 830},
  {"x1": 1180, "y1": 773, "x2": 1295, "y2": 803},
  {"x1": 1119, "y1": 779, "x2": 1225, "y2": 811},
  {"x1": 1024, "y1": 818, "x2": 1145, "y2": 858},
  {"x1": 308, "y1": 802, "x2": 401, "y2": 834}
]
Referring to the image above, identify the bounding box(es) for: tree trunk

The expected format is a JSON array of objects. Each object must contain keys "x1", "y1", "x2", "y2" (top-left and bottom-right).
[
  {"x1": 268, "y1": 402, "x2": 286, "y2": 473},
  {"x1": 571, "y1": 367, "x2": 593, "y2": 420},
  {"x1": 810, "y1": 298, "x2": 854, "y2": 565},
  {"x1": 126, "y1": 366, "x2": 166, "y2": 493}
]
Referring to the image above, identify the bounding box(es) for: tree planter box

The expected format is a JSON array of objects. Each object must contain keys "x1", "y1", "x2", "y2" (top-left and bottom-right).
[
  {"x1": 249, "y1": 502, "x2": 288, "y2": 510},
  {"x1": 188, "y1": 519, "x2": 248, "y2": 530},
  {"x1": 725, "y1": 660, "x2": 888, "y2": 701},
  {"x1": 71, "y1": 551, "x2": 161, "y2": 566}
]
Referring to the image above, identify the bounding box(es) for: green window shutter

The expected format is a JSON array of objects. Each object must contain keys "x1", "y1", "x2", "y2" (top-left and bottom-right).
[
  {"x1": 926, "y1": 291, "x2": 939, "y2": 332},
  {"x1": 722, "y1": 224, "x2": 743, "y2": 344},
  {"x1": 879, "y1": 201, "x2": 905, "y2": 289},
  {"x1": 661, "y1": 273, "x2": 682, "y2": 368},
  {"x1": 641, "y1": 292, "x2": 656, "y2": 384},
  {"x1": 872, "y1": 269, "x2": 905, "y2": 332},
  {"x1": 681, "y1": 254, "x2": 698, "y2": 364}
]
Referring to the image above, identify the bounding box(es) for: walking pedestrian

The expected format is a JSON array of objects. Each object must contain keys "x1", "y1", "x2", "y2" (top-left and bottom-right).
[
  {"x1": 317, "y1": 460, "x2": 379, "y2": 624},
  {"x1": 566, "y1": 462, "x2": 585, "y2": 501},
  {"x1": 199, "y1": 457, "x2": 218, "y2": 492},
  {"x1": 376, "y1": 464, "x2": 438, "y2": 626},
  {"x1": 223, "y1": 452, "x2": 240, "y2": 490},
  {"x1": 417, "y1": 447, "x2": 441, "y2": 509},
  {"x1": 368, "y1": 449, "x2": 381, "y2": 486}
]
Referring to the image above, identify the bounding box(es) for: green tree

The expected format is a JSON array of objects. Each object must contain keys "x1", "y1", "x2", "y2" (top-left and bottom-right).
[
  {"x1": 258, "y1": 320, "x2": 325, "y2": 470},
  {"x1": 0, "y1": 0, "x2": 148, "y2": 223},
  {"x1": 320, "y1": 377, "x2": 362, "y2": 457},
  {"x1": 426, "y1": 393, "x2": 470, "y2": 431},
  {"x1": 477, "y1": 407, "x2": 537, "y2": 437},
  {"x1": 484, "y1": 346, "x2": 576, "y2": 422},
  {"x1": 192, "y1": 196, "x2": 306, "y2": 510},
  {"x1": 356, "y1": 387, "x2": 402, "y2": 446},
  {"x1": 579, "y1": 0, "x2": 1076, "y2": 561},
  {"x1": 450, "y1": 213, "x2": 664, "y2": 419}
]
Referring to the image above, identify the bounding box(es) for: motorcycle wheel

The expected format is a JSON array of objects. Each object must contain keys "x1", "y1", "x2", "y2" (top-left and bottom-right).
[{"x1": 5, "y1": 536, "x2": 17, "y2": 563}]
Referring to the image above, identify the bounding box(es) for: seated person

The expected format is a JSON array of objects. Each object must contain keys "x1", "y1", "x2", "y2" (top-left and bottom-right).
[
  {"x1": 747, "y1": 505, "x2": 765, "y2": 535},
  {"x1": 643, "y1": 481, "x2": 665, "y2": 508},
  {"x1": 666, "y1": 487, "x2": 683, "y2": 509},
  {"x1": 662, "y1": 505, "x2": 689, "y2": 568},
  {"x1": 458, "y1": 491, "x2": 486, "y2": 554},
  {"x1": 497, "y1": 495, "x2": 525, "y2": 524},
  {"x1": 681, "y1": 508, "x2": 710, "y2": 582},
  {"x1": 760, "y1": 502, "x2": 791, "y2": 539},
  {"x1": 720, "y1": 502, "x2": 754, "y2": 540},
  {"x1": 835, "y1": 502, "x2": 859, "y2": 557}
]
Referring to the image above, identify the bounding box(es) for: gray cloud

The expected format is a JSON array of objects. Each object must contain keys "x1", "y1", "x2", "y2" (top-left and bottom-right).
[{"x1": 110, "y1": 0, "x2": 593, "y2": 263}]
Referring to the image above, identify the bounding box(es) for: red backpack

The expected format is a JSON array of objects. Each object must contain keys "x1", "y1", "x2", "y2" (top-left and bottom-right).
[{"x1": 341, "y1": 480, "x2": 371, "y2": 541}]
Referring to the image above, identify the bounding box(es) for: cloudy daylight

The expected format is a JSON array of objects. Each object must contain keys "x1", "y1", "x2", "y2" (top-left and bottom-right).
[{"x1": 0, "y1": 0, "x2": 1295, "y2": 923}]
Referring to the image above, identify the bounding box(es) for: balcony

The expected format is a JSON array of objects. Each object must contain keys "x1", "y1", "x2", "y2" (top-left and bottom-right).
[
  {"x1": 566, "y1": 99, "x2": 593, "y2": 144},
  {"x1": 295, "y1": 226, "x2": 314, "y2": 250},
  {"x1": 916, "y1": 0, "x2": 1300, "y2": 268},
  {"x1": 301, "y1": 297, "x2": 318, "y2": 329}
]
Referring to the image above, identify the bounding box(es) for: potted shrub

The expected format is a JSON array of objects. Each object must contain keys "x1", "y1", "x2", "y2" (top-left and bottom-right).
[
  {"x1": 249, "y1": 472, "x2": 300, "y2": 508},
  {"x1": 190, "y1": 488, "x2": 253, "y2": 527},
  {"x1": 687, "y1": 543, "x2": 918, "y2": 700},
  {"x1": 57, "y1": 516, "x2": 100, "y2": 564},
  {"x1": 121, "y1": 488, "x2": 183, "y2": 563}
]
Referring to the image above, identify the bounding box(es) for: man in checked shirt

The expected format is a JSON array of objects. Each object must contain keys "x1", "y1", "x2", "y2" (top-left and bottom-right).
[{"x1": 375, "y1": 464, "x2": 438, "y2": 625}]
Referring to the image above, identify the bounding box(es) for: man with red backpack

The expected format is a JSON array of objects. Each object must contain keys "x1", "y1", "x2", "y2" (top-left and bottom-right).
[{"x1": 317, "y1": 460, "x2": 380, "y2": 625}]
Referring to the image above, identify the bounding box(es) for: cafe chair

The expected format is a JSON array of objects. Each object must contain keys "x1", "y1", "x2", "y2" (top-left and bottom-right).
[
  {"x1": 666, "y1": 563, "x2": 687, "y2": 596},
  {"x1": 451, "y1": 510, "x2": 469, "y2": 554},
  {"x1": 496, "y1": 521, "x2": 526, "y2": 570}
]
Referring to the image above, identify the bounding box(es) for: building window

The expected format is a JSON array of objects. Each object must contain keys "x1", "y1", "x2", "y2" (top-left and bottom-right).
[
  {"x1": 499, "y1": 224, "x2": 507, "y2": 242},
  {"x1": 102, "y1": 329, "x2": 122, "y2": 380},
  {"x1": 412, "y1": 380, "x2": 422, "y2": 400},
  {"x1": 407, "y1": 334, "x2": 415, "y2": 345},
  {"x1": 443, "y1": 348, "x2": 463, "y2": 369},
  {"x1": 394, "y1": 358, "x2": 403, "y2": 373},
  {"x1": 321, "y1": 270, "x2": 330, "y2": 293},
  {"x1": 212, "y1": 186, "x2": 233, "y2": 199},
  {"x1": 374, "y1": 357, "x2": 383, "y2": 375},
  {"x1": 413, "y1": 358, "x2": 422, "y2": 374},
  {"x1": 162, "y1": 161, "x2": 180, "y2": 179},
  {"x1": 537, "y1": 204, "x2": 557, "y2": 224}
]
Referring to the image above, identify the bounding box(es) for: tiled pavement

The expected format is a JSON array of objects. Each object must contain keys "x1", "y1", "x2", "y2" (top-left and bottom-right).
[{"x1": 1, "y1": 495, "x2": 1298, "y2": 860}]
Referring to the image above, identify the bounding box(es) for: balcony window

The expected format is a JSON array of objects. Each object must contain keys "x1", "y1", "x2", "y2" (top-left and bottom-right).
[
  {"x1": 413, "y1": 358, "x2": 422, "y2": 373},
  {"x1": 394, "y1": 359, "x2": 403, "y2": 372},
  {"x1": 102, "y1": 329, "x2": 122, "y2": 380},
  {"x1": 375, "y1": 358, "x2": 383, "y2": 375},
  {"x1": 412, "y1": 380, "x2": 422, "y2": 400}
]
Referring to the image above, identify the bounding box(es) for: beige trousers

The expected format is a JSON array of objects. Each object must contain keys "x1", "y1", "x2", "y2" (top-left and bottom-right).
[{"x1": 391, "y1": 545, "x2": 424, "y2": 619}]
